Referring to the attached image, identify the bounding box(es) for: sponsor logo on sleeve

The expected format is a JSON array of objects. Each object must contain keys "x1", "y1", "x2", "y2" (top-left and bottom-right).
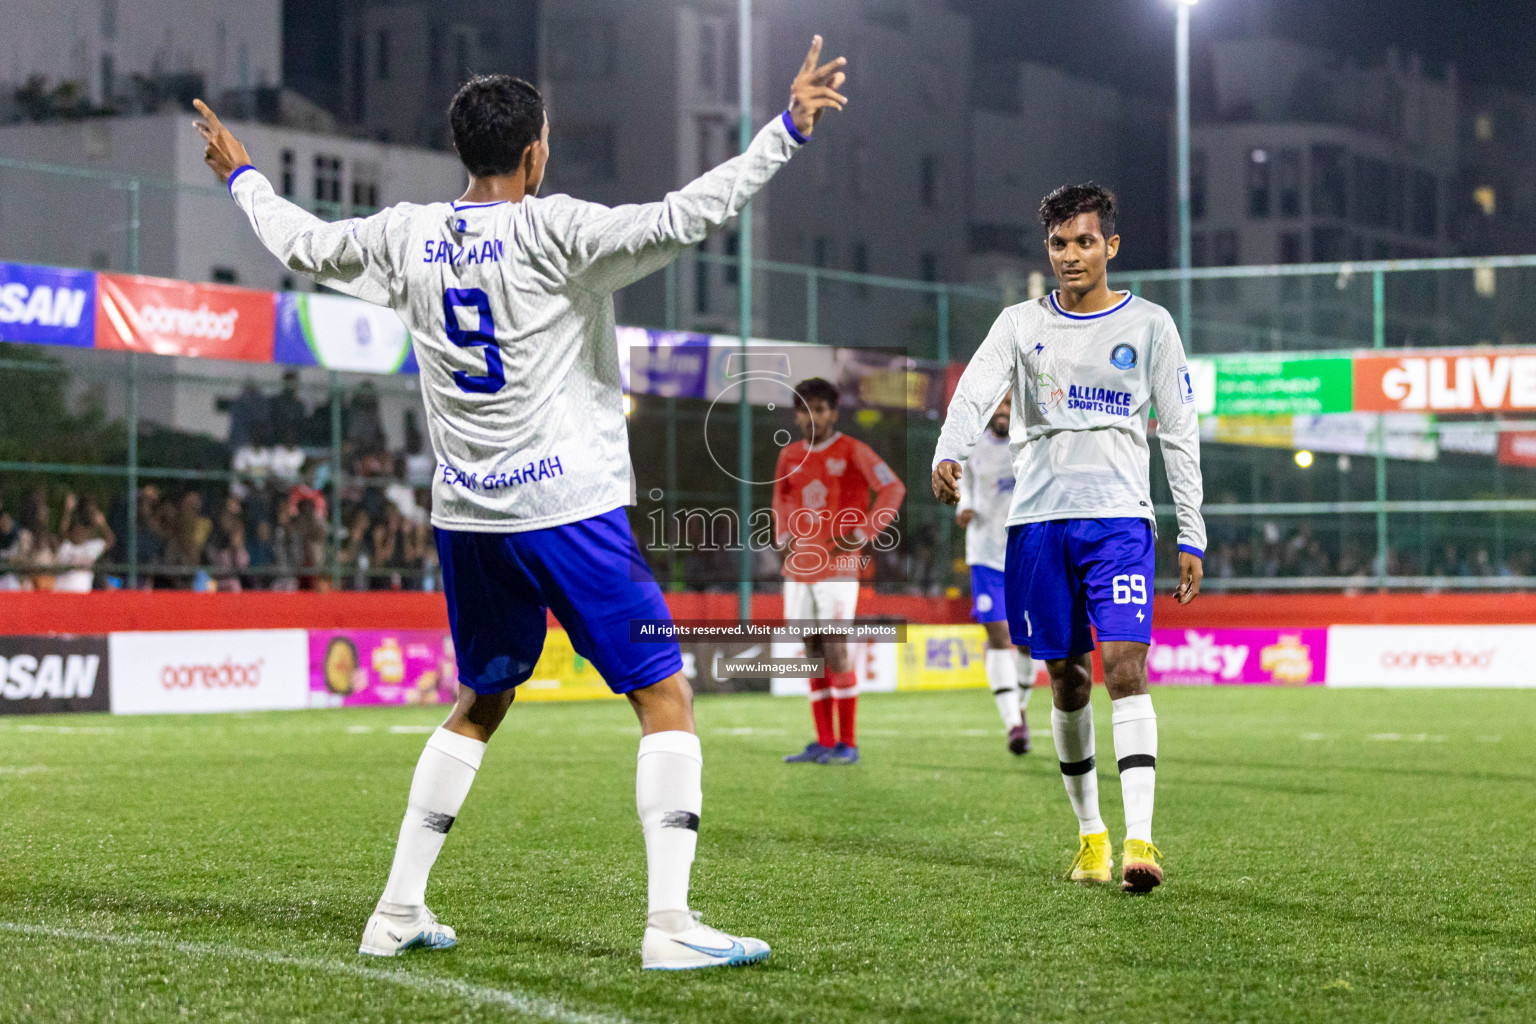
[{"x1": 1178, "y1": 365, "x2": 1195, "y2": 404}]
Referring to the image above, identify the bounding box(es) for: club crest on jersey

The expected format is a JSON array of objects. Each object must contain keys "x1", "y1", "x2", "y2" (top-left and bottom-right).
[
  {"x1": 1036, "y1": 372, "x2": 1065, "y2": 416},
  {"x1": 825, "y1": 458, "x2": 847, "y2": 477},
  {"x1": 800, "y1": 479, "x2": 829, "y2": 510},
  {"x1": 1110, "y1": 344, "x2": 1137, "y2": 370}
]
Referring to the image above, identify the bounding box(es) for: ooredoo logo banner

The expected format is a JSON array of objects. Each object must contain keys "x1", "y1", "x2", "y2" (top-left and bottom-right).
[
  {"x1": 108, "y1": 630, "x2": 308, "y2": 714},
  {"x1": 1325, "y1": 625, "x2": 1536, "y2": 688},
  {"x1": 95, "y1": 272, "x2": 275, "y2": 361}
]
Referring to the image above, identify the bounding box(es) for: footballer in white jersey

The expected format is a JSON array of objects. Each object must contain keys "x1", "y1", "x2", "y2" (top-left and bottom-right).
[
  {"x1": 933, "y1": 184, "x2": 1207, "y2": 895},
  {"x1": 955, "y1": 394, "x2": 1035, "y2": 755},
  {"x1": 194, "y1": 36, "x2": 851, "y2": 969}
]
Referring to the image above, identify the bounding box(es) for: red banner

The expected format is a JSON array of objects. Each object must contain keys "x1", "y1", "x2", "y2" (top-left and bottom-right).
[
  {"x1": 1498, "y1": 430, "x2": 1536, "y2": 468},
  {"x1": 95, "y1": 272, "x2": 275, "y2": 361},
  {"x1": 1354, "y1": 350, "x2": 1536, "y2": 413}
]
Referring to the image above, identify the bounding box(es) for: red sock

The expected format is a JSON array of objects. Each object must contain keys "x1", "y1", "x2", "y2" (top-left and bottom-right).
[
  {"x1": 830, "y1": 670, "x2": 858, "y2": 747},
  {"x1": 808, "y1": 674, "x2": 835, "y2": 747}
]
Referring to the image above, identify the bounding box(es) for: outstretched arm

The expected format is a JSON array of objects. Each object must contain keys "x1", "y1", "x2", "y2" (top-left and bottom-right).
[
  {"x1": 552, "y1": 37, "x2": 849, "y2": 294},
  {"x1": 931, "y1": 309, "x2": 1016, "y2": 505},
  {"x1": 193, "y1": 99, "x2": 395, "y2": 305}
]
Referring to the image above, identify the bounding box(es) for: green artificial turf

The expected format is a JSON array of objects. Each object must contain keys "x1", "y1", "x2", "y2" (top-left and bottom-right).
[{"x1": 1, "y1": 686, "x2": 1532, "y2": 1023}]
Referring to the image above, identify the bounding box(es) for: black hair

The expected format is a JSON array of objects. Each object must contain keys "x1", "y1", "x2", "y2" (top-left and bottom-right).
[
  {"x1": 1039, "y1": 182, "x2": 1118, "y2": 240},
  {"x1": 448, "y1": 75, "x2": 546, "y2": 178},
  {"x1": 795, "y1": 377, "x2": 840, "y2": 408}
]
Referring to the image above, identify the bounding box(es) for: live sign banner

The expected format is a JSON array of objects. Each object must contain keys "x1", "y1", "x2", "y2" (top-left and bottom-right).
[{"x1": 1354, "y1": 350, "x2": 1536, "y2": 413}]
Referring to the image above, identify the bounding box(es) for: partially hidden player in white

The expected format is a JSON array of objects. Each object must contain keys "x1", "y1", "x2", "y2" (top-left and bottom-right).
[
  {"x1": 932, "y1": 184, "x2": 1205, "y2": 894},
  {"x1": 955, "y1": 393, "x2": 1036, "y2": 755},
  {"x1": 192, "y1": 37, "x2": 849, "y2": 968}
]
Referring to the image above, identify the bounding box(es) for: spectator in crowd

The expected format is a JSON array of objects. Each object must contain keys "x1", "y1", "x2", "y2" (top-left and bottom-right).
[
  {"x1": 54, "y1": 493, "x2": 114, "y2": 592},
  {"x1": 164, "y1": 491, "x2": 212, "y2": 584},
  {"x1": 0, "y1": 505, "x2": 34, "y2": 590},
  {"x1": 402, "y1": 411, "x2": 436, "y2": 487},
  {"x1": 268, "y1": 370, "x2": 309, "y2": 447},
  {"x1": 224, "y1": 380, "x2": 270, "y2": 450},
  {"x1": 346, "y1": 381, "x2": 386, "y2": 452}
]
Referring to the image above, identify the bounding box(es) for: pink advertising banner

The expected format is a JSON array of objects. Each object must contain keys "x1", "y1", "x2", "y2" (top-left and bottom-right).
[
  {"x1": 1146, "y1": 629, "x2": 1328, "y2": 686},
  {"x1": 308, "y1": 629, "x2": 457, "y2": 707}
]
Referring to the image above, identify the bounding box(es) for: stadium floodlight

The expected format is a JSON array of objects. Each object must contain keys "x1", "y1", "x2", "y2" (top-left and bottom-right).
[{"x1": 1294, "y1": 450, "x2": 1315, "y2": 468}]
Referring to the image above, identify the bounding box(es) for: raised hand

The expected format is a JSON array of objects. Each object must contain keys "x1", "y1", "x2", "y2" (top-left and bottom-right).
[
  {"x1": 191, "y1": 99, "x2": 252, "y2": 184},
  {"x1": 788, "y1": 36, "x2": 849, "y2": 137}
]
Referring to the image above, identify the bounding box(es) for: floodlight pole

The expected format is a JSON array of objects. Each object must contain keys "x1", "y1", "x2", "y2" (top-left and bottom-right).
[
  {"x1": 1176, "y1": 0, "x2": 1195, "y2": 345},
  {"x1": 736, "y1": 0, "x2": 754, "y2": 622}
]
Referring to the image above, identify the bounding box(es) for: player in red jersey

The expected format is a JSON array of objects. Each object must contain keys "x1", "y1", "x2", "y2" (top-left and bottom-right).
[{"x1": 772, "y1": 377, "x2": 905, "y2": 764}]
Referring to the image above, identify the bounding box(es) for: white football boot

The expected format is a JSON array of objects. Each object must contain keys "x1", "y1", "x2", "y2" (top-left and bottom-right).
[
  {"x1": 641, "y1": 912, "x2": 770, "y2": 970},
  {"x1": 358, "y1": 905, "x2": 457, "y2": 956}
]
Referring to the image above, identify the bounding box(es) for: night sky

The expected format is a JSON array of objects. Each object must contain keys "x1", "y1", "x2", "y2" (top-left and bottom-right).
[{"x1": 953, "y1": 0, "x2": 1536, "y2": 100}]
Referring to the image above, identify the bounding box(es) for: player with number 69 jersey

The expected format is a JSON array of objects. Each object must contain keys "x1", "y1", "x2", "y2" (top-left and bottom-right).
[{"x1": 196, "y1": 36, "x2": 852, "y2": 971}]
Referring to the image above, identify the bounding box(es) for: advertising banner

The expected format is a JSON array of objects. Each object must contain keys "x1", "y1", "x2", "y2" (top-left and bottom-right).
[
  {"x1": 623, "y1": 328, "x2": 712, "y2": 399},
  {"x1": 1354, "y1": 350, "x2": 1536, "y2": 413},
  {"x1": 0, "y1": 262, "x2": 96, "y2": 348},
  {"x1": 1291, "y1": 413, "x2": 1438, "y2": 462},
  {"x1": 1147, "y1": 629, "x2": 1328, "y2": 686},
  {"x1": 108, "y1": 629, "x2": 308, "y2": 714},
  {"x1": 308, "y1": 629, "x2": 455, "y2": 707},
  {"x1": 516, "y1": 629, "x2": 625, "y2": 702},
  {"x1": 1497, "y1": 430, "x2": 1536, "y2": 468},
  {"x1": 893, "y1": 624, "x2": 1046, "y2": 691},
  {"x1": 1210, "y1": 355, "x2": 1353, "y2": 416},
  {"x1": 95, "y1": 273, "x2": 275, "y2": 361},
  {"x1": 680, "y1": 641, "x2": 775, "y2": 694},
  {"x1": 1325, "y1": 625, "x2": 1536, "y2": 687},
  {"x1": 0, "y1": 635, "x2": 110, "y2": 715},
  {"x1": 275, "y1": 292, "x2": 418, "y2": 374}
]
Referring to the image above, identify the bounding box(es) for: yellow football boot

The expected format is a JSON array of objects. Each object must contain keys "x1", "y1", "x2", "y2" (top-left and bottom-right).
[
  {"x1": 1121, "y1": 839, "x2": 1164, "y2": 893},
  {"x1": 1067, "y1": 830, "x2": 1113, "y2": 884}
]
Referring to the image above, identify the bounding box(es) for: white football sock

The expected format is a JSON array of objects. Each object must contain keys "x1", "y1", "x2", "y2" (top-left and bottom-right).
[
  {"x1": 1016, "y1": 652, "x2": 1034, "y2": 709},
  {"x1": 1051, "y1": 703, "x2": 1105, "y2": 835},
  {"x1": 1112, "y1": 694, "x2": 1158, "y2": 843},
  {"x1": 985, "y1": 648, "x2": 1022, "y2": 729},
  {"x1": 637, "y1": 730, "x2": 703, "y2": 934},
  {"x1": 379, "y1": 727, "x2": 486, "y2": 913}
]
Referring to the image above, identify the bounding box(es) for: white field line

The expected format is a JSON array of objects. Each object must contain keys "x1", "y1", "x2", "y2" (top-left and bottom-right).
[{"x1": 0, "y1": 921, "x2": 636, "y2": 1024}]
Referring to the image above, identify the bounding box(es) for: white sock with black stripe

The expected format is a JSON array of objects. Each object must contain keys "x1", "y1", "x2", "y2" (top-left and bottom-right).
[
  {"x1": 1051, "y1": 703, "x2": 1105, "y2": 835},
  {"x1": 985, "y1": 648, "x2": 1022, "y2": 729},
  {"x1": 637, "y1": 730, "x2": 703, "y2": 934},
  {"x1": 1112, "y1": 694, "x2": 1158, "y2": 843},
  {"x1": 1016, "y1": 651, "x2": 1034, "y2": 709},
  {"x1": 379, "y1": 727, "x2": 486, "y2": 914}
]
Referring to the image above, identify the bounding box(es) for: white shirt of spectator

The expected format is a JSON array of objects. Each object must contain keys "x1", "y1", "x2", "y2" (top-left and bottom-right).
[{"x1": 54, "y1": 537, "x2": 107, "y2": 593}]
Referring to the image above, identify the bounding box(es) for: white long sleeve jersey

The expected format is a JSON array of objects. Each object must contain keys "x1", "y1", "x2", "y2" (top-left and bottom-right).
[
  {"x1": 933, "y1": 292, "x2": 1206, "y2": 555},
  {"x1": 230, "y1": 115, "x2": 804, "y2": 532},
  {"x1": 956, "y1": 430, "x2": 1014, "y2": 571}
]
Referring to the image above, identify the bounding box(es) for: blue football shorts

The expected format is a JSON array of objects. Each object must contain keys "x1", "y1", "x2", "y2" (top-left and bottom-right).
[
  {"x1": 969, "y1": 564, "x2": 1008, "y2": 624},
  {"x1": 435, "y1": 507, "x2": 683, "y2": 695},
  {"x1": 1004, "y1": 517, "x2": 1155, "y2": 659}
]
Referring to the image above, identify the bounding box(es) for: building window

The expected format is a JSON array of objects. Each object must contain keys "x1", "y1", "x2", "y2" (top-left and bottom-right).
[
  {"x1": 561, "y1": 124, "x2": 617, "y2": 180},
  {"x1": 724, "y1": 232, "x2": 739, "y2": 285},
  {"x1": 694, "y1": 257, "x2": 710, "y2": 314},
  {"x1": 1190, "y1": 232, "x2": 1208, "y2": 267},
  {"x1": 698, "y1": 21, "x2": 719, "y2": 96},
  {"x1": 1310, "y1": 145, "x2": 1348, "y2": 219},
  {"x1": 1311, "y1": 227, "x2": 1348, "y2": 262},
  {"x1": 280, "y1": 149, "x2": 294, "y2": 196},
  {"x1": 1279, "y1": 232, "x2": 1303, "y2": 264},
  {"x1": 1276, "y1": 149, "x2": 1301, "y2": 218},
  {"x1": 376, "y1": 29, "x2": 390, "y2": 80},
  {"x1": 850, "y1": 241, "x2": 868, "y2": 274},
  {"x1": 851, "y1": 142, "x2": 869, "y2": 200},
  {"x1": 99, "y1": 53, "x2": 115, "y2": 105},
  {"x1": 1246, "y1": 149, "x2": 1271, "y2": 218},
  {"x1": 1189, "y1": 150, "x2": 1206, "y2": 220},
  {"x1": 920, "y1": 154, "x2": 940, "y2": 208},
  {"x1": 453, "y1": 31, "x2": 470, "y2": 76},
  {"x1": 1473, "y1": 186, "x2": 1496, "y2": 217},
  {"x1": 211, "y1": 266, "x2": 238, "y2": 284},
  {"x1": 313, "y1": 154, "x2": 342, "y2": 206},
  {"x1": 101, "y1": 0, "x2": 117, "y2": 38},
  {"x1": 919, "y1": 252, "x2": 938, "y2": 282},
  {"x1": 812, "y1": 237, "x2": 831, "y2": 267},
  {"x1": 1410, "y1": 171, "x2": 1438, "y2": 238},
  {"x1": 350, "y1": 33, "x2": 365, "y2": 121},
  {"x1": 1212, "y1": 229, "x2": 1239, "y2": 266},
  {"x1": 351, "y1": 162, "x2": 380, "y2": 210},
  {"x1": 429, "y1": 24, "x2": 442, "y2": 80},
  {"x1": 549, "y1": 19, "x2": 617, "y2": 80}
]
